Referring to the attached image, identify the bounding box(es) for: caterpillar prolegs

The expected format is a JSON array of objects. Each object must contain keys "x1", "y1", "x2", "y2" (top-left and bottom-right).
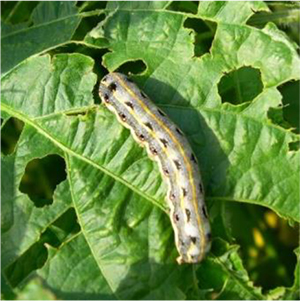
[{"x1": 99, "y1": 73, "x2": 211, "y2": 264}]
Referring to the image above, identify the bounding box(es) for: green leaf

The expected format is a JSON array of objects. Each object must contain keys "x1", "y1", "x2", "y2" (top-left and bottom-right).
[
  {"x1": 1, "y1": 149, "x2": 72, "y2": 270},
  {"x1": 13, "y1": 277, "x2": 56, "y2": 300},
  {"x1": 1, "y1": 1, "x2": 82, "y2": 73},
  {"x1": 37, "y1": 234, "x2": 116, "y2": 300},
  {"x1": 197, "y1": 239, "x2": 264, "y2": 300},
  {"x1": 84, "y1": 2, "x2": 300, "y2": 222},
  {"x1": 106, "y1": 1, "x2": 171, "y2": 10},
  {"x1": 197, "y1": 1, "x2": 270, "y2": 24},
  {"x1": 0, "y1": 52, "x2": 260, "y2": 299},
  {"x1": 2, "y1": 54, "x2": 97, "y2": 118},
  {"x1": 1, "y1": 1, "x2": 38, "y2": 25}
]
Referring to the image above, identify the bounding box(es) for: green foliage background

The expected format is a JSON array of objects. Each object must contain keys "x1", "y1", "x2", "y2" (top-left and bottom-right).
[{"x1": 1, "y1": 1, "x2": 299, "y2": 300}]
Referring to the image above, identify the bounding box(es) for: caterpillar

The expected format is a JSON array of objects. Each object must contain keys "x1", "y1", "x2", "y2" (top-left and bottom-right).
[{"x1": 99, "y1": 72, "x2": 211, "y2": 264}]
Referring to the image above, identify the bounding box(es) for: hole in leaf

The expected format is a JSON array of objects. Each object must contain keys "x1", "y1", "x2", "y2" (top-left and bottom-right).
[
  {"x1": 288, "y1": 141, "x2": 300, "y2": 151},
  {"x1": 166, "y1": 1, "x2": 199, "y2": 14},
  {"x1": 218, "y1": 67, "x2": 263, "y2": 105},
  {"x1": 47, "y1": 41, "x2": 109, "y2": 106},
  {"x1": 72, "y1": 13, "x2": 106, "y2": 40},
  {"x1": 116, "y1": 60, "x2": 147, "y2": 76},
  {"x1": 76, "y1": 1, "x2": 107, "y2": 11},
  {"x1": 267, "y1": 106, "x2": 291, "y2": 131},
  {"x1": 3, "y1": 207, "x2": 80, "y2": 288},
  {"x1": 42, "y1": 208, "x2": 81, "y2": 248},
  {"x1": 4, "y1": 240, "x2": 48, "y2": 288},
  {"x1": 19, "y1": 155, "x2": 67, "y2": 207},
  {"x1": 184, "y1": 18, "x2": 216, "y2": 57},
  {"x1": 1, "y1": 117, "x2": 24, "y2": 155},
  {"x1": 225, "y1": 203, "x2": 298, "y2": 290},
  {"x1": 267, "y1": 106, "x2": 290, "y2": 129},
  {"x1": 278, "y1": 80, "x2": 299, "y2": 134}
]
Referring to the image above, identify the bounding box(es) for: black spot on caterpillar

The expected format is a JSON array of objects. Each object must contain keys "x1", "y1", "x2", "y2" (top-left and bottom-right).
[
  {"x1": 164, "y1": 168, "x2": 170, "y2": 176},
  {"x1": 160, "y1": 138, "x2": 168, "y2": 148},
  {"x1": 144, "y1": 122, "x2": 153, "y2": 131},
  {"x1": 169, "y1": 192, "x2": 176, "y2": 201},
  {"x1": 119, "y1": 112, "x2": 127, "y2": 122},
  {"x1": 99, "y1": 72, "x2": 211, "y2": 264},
  {"x1": 108, "y1": 82, "x2": 117, "y2": 92},
  {"x1": 125, "y1": 101, "x2": 134, "y2": 110},
  {"x1": 173, "y1": 160, "x2": 181, "y2": 170},
  {"x1": 138, "y1": 133, "x2": 145, "y2": 141},
  {"x1": 103, "y1": 93, "x2": 110, "y2": 103},
  {"x1": 150, "y1": 146, "x2": 158, "y2": 155},
  {"x1": 185, "y1": 208, "x2": 191, "y2": 222},
  {"x1": 190, "y1": 237, "x2": 197, "y2": 244}
]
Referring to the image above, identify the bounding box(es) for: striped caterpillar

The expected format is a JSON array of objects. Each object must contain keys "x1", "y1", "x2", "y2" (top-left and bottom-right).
[{"x1": 99, "y1": 73, "x2": 211, "y2": 264}]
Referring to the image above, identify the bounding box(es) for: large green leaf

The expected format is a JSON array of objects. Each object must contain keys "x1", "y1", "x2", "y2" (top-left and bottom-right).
[
  {"x1": 1, "y1": 1, "x2": 299, "y2": 300},
  {"x1": 1, "y1": 1, "x2": 82, "y2": 73},
  {"x1": 0, "y1": 52, "x2": 260, "y2": 299},
  {"x1": 84, "y1": 3, "x2": 300, "y2": 221}
]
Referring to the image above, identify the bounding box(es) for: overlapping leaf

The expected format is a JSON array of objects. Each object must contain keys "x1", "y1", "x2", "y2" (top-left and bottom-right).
[{"x1": 1, "y1": 1, "x2": 81, "y2": 73}]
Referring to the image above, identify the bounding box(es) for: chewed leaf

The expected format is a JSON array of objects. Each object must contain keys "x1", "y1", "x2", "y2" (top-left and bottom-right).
[
  {"x1": 197, "y1": 1, "x2": 269, "y2": 24},
  {"x1": 84, "y1": 6, "x2": 300, "y2": 222},
  {"x1": 1, "y1": 2, "x2": 82, "y2": 73},
  {"x1": 196, "y1": 239, "x2": 264, "y2": 299},
  {"x1": 1, "y1": 54, "x2": 97, "y2": 117}
]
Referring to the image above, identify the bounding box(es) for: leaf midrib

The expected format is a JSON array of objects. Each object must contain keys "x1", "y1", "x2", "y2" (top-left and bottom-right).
[
  {"x1": 2, "y1": 8, "x2": 105, "y2": 40},
  {"x1": 1, "y1": 102, "x2": 167, "y2": 213},
  {"x1": 211, "y1": 248, "x2": 264, "y2": 300},
  {"x1": 2, "y1": 100, "x2": 299, "y2": 218},
  {"x1": 65, "y1": 154, "x2": 118, "y2": 298},
  {"x1": 2, "y1": 12, "x2": 83, "y2": 40},
  {"x1": 15, "y1": 102, "x2": 299, "y2": 140},
  {"x1": 159, "y1": 103, "x2": 300, "y2": 139}
]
